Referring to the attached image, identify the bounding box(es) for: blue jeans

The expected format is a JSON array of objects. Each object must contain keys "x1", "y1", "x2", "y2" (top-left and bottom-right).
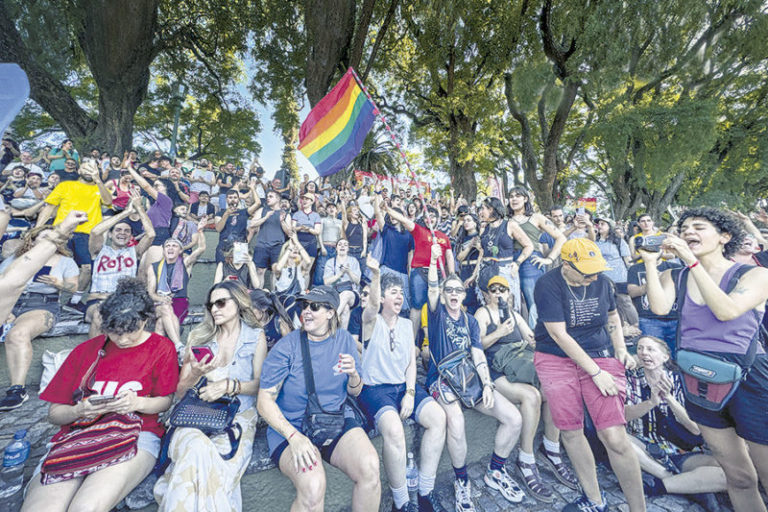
[
  {"x1": 638, "y1": 317, "x2": 678, "y2": 356},
  {"x1": 520, "y1": 275, "x2": 538, "y2": 328},
  {"x1": 314, "y1": 244, "x2": 336, "y2": 286}
]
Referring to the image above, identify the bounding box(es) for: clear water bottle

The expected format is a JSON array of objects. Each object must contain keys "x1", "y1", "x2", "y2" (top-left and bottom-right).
[
  {"x1": 406, "y1": 451, "x2": 418, "y2": 505},
  {"x1": 0, "y1": 429, "x2": 30, "y2": 504}
]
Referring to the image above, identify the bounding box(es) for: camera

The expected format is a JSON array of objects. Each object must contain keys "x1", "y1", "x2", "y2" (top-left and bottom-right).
[{"x1": 635, "y1": 234, "x2": 667, "y2": 252}]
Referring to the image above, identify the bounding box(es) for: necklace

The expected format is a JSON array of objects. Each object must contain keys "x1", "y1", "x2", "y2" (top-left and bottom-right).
[{"x1": 566, "y1": 283, "x2": 587, "y2": 302}]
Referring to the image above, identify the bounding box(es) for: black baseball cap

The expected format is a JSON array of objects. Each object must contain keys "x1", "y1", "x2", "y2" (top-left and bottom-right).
[{"x1": 298, "y1": 285, "x2": 340, "y2": 310}]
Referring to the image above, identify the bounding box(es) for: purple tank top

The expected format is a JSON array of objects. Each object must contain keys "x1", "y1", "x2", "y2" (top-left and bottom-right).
[{"x1": 679, "y1": 264, "x2": 765, "y2": 355}]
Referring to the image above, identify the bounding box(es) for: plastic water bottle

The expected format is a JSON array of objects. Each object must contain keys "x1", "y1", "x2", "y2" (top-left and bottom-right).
[
  {"x1": 0, "y1": 429, "x2": 30, "y2": 506},
  {"x1": 406, "y1": 451, "x2": 418, "y2": 505}
]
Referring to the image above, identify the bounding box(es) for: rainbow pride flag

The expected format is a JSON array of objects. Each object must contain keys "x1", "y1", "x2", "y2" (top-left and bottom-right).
[{"x1": 298, "y1": 68, "x2": 377, "y2": 177}]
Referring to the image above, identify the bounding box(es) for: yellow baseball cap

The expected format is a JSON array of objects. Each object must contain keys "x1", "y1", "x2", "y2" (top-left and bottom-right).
[
  {"x1": 487, "y1": 276, "x2": 510, "y2": 289},
  {"x1": 561, "y1": 238, "x2": 610, "y2": 274}
]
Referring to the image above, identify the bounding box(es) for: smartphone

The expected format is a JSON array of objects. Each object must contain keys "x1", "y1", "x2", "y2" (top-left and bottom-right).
[
  {"x1": 33, "y1": 266, "x2": 52, "y2": 281},
  {"x1": 88, "y1": 394, "x2": 117, "y2": 405},
  {"x1": 191, "y1": 346, "x2": 213, "y2": 362},
  {"x1": 576, "y1": 207, "x2": 586, "y2": 215}
]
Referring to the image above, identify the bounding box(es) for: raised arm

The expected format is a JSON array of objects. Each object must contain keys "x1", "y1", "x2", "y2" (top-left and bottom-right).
[
  {"x1": 427, "y1": 243, "x2": 441, "y2": 312},
  {"x1": 384, "y1": 203, "x2": 415, "y2": 232},
  {"x1": 183, "y1": 220, "x2": 208, "y2": 268},
  {"x1": 127, "y1": 166, "x2": 158, "y2": 200},
  {"x1": 361, "y1": 255, "x2": 380, "y2": 342}
]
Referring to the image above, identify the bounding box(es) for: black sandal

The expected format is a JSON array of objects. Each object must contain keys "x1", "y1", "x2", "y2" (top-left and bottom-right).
[{"x1": 516, "y1": 460, "x2": 555, "y2": 503}]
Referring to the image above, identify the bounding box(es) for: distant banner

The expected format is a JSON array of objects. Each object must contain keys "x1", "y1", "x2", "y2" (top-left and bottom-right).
[
  {"x1": 353, "y1": 169, "x2": 430, "y2": 195},
  {"x1": 576, "y1": 197, "x2": 597, "y2": 213}
]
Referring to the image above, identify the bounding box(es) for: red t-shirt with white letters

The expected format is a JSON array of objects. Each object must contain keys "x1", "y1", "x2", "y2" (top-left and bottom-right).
[{"x1": 40, "y1": 333, "x2": 179, "y2": 439}]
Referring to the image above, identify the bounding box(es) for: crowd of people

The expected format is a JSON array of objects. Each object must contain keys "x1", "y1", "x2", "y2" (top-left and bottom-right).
[{"x1": 0, "y1": 138, "x2": 766, "y2": 512}]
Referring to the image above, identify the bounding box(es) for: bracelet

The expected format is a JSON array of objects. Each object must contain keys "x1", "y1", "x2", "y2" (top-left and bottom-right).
[
  {"x1": 288, "y1": 430, "x2": 298, "y2": 441},
  {"x1": 687, "y1": 260, "x2": 699, "y2": 270},
  {"x1": 349, "y1": 373, "x2": 362, "y2": 388},
  {"x1": 427, "y1": 279, "x2": 439, "y2": 287},
  {"x1": 589, "y1": 368, "x2": 602, "y2": 378}
]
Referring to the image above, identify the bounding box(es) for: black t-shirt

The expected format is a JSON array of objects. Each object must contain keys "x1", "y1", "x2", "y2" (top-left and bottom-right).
[
  {"x1": 534, "y1": 268, "x2": 616, "y2": 358},
  {"x1": 54, "y1": 169, "x2": 80, "y2": 182},
  {"x1": 137, "y1": 163, "x2": 161, "y2": 180},
  {"x1": 166, "y1": 180, "x2": 189, "y2": 206},
  {"x1": 218, "y1": 208, "x2": 249, "y2": 244},
  {"x1": 217, "y1": 172, "x2": 233, "y2": 194},
  {"x1": 626, "y1": 261, "x2": 681, "y2": 320}
]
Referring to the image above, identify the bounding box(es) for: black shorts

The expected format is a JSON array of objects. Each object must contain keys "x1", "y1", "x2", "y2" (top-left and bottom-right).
[
  {"x1": 269, "y1": 417, "x2": 362, "y2": 468},
  {"x1": 11, "y1": 293, "x2": 60, "y2": 327},
  {"x1": 152, "y1": 227, "x2": 171, "y2": 246},
  {"x1": 67, "y1": 232, "x2": 92, "y2": 266},
  {"x1": 253, "y1": 243, "x2": 282, "y2": 269},
  {"x1": 685, "y1": 354, "x2": 768, "y2": 445}
]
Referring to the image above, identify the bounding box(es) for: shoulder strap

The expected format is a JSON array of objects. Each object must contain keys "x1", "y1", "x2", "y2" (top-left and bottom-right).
[
  {"x1": 72, "y1": 336, "x2": 110, "y2": 403},
  {"x1": 299, "y1": 330, "x2": 316, "y2": 396},
  {"x1": 673, "y1": 266, "x2": 689, "y2": 354}
]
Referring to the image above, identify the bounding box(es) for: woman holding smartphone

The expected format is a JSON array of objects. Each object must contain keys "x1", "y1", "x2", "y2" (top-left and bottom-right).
[
  {"x1": 22, "y1": 279, "x2": 178, "y2": 512},
  {"x1": 154, "y1": 281, "x2": 267, "y2": 511}
]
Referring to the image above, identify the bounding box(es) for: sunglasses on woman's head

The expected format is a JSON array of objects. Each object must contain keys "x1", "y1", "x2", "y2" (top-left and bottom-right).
[
  {"x1": 206, "y1": 297, "x2": 233, "y2": 310},
  {"x1": 489, "y1": 285, "x2": 508, "y2": 294},
  {"x1": 302, "y1": 302, "x2": 328, "y2": 312}
]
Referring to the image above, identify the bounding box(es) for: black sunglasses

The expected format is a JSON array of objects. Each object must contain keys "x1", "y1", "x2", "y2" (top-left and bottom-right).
[
  {"x1": 489, "y1": 285, "x2": 508, "y2": 294},
  {"x1": 443, "y1": 286, "x2": 465, "y2": 295},
  {"x1": 206, "y1": 297, "x2": 233, "y2": 310},
  {"x1": 568, "y1": 261, "x2": 599, "y2": 279},
  {"x1": 302, "y1": 302, "x2": 328, "y2": 312},
  {"x1": 389, "y1": 329, "x2": 397, "y2": 352}
]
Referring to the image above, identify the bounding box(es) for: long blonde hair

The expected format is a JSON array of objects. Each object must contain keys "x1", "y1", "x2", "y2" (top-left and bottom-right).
[{"x1": 186, "y1": 281, "x2": 260, "y2": 348}]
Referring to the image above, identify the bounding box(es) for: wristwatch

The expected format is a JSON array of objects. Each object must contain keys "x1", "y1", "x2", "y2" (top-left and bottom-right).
[
  {"x1": 405, "y1": 388, "x2": 416, "y2": 397},
  {"x1": 483, "y1": 382, "x2": 495, "y2": 391}
]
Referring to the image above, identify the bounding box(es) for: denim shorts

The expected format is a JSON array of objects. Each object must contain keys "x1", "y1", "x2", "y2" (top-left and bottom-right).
[
  {"x1": 358, "y1": 382, "x2": 433, "y2": 427},
  {"x1": 269, "y1": 417, "x2": 363, "y2": 467},
  {"x1": 67, "y1": 232, "x2": 92, "y2": 266},
  {"x1": 409, "y1": 268, "x2": 430, "y2": 309}
]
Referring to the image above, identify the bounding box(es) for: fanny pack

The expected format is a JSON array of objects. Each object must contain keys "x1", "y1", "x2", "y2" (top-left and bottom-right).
[
  {"x1": 154, "y1": 377, "x2": 242, "y2": 476},
  {"x1": 431, "y1": 311, "x2": 483, "y2": 408},
  {"x1": 674, "y1": 265, "x2": 765, "y2": 411},
  {"x1": 300, "y1": 331, "x2": 346, "y2": 447}
]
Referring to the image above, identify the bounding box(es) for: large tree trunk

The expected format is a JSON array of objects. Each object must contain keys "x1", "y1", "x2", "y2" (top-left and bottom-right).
[
  {"x1": 0, "y1": 0, "x2": 158, "y2": 154},
  {"x1": 304, "y1": 0, "x2": 357, "y2": 106},
  {"x1": 76, "y1": 0, "x2": 158, "y2": 153}
]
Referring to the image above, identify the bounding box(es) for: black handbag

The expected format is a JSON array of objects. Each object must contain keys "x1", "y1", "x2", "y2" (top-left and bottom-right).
[
  {"x1": 431, "y1": 311, "x2": 484, "y2": 408},
  {"x1": 154, "y1": 377, "x2": 242, "y2": 476},
  {"x1": 299, "y1": 331, "x2": 346, "y2": 447}
]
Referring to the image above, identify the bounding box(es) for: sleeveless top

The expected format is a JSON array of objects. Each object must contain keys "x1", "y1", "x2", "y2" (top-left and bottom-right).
[
  {"x1": 90, "y1": 245, "x2": 138, "y2": 294},
  {"x1": 221, "y1": 261, "x2": 252, "y2": 288},
  {"x1": 151, "y1": 259, "x2": 189, "y2": 298},
  {"x1": 481, "y1": 220, "x2": 516, "y2": 260},
  {"x1": 345, "y1": 222, "x2": 363, "y2": 249},
  {"x1": 679, "y1": 264, "x2": 765, "y2": 355},
  {"x1": 512, "y1": 216, "x2": 541, "y2": 251},
  {"x1": 255, "y1": 207, "x2": 286, "y2": 247},
  {"x1": 111, "y1": 179, "x2": 133, "y2": 210},
  {"x1": 483, "y1": 306, "x2": 525, "y2": 364},
  {"x1": 360, "y1": 315, "x2": 413, "y2": 386}
]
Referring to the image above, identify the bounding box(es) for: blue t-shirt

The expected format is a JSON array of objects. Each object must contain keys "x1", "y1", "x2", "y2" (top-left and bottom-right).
[
  {"x1": 380, "y1": 223, "x2": 414, "y2": 274},
  {"x1": 596, "y1": 238, "x2": 630, "y2": 284},
  {"x1": 426, "y1": 302, "x2": 482, "y2": 386},
  {"x1": 260, "y1": 328, "x2": 360, "y2": 452},
  {"x1": 218, "y1": 208, "x2": 250, "y2": 244},
  {"x1": 533, "y1": 269, "x2": 616, "y2": 358}
]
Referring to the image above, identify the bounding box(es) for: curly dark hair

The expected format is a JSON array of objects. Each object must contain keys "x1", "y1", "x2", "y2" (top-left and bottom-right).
[
  {"x1": 677, "y1": 207, "x2": 745, "y2": 258},
  {"x1": 381, "y1": 273, "x2": 404, "y2": 294},
  {"x1": 99, "y1": 278, "x2": 155, "y2": 335}
]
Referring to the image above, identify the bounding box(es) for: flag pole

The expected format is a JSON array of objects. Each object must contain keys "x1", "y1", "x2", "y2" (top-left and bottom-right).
[{"x1": 348, "y1": 67, "x2": 446, "y2": 277}]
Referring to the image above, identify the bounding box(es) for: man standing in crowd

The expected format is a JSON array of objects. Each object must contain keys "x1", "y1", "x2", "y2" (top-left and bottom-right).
[
  {"x1": 627, "y1": 256, "x2": 681, "y2": 355},
  {"x1": 4, "y1": 151, "x2": 43, "y2": 177},
  {"x1": 36, "y1": 160, "x2": 113, "y2": 298},
  {"x1": 373, "y1": 192, "x2": 414, "y2": 318},
  {"x1": 251, "y1": 189, "x2": 292, "y2": 289},
  {"x1": 188, "y1": 158, "x2": 216, "y2": 203},
  {"x1": 215, "y1": 187, "x2": 260, "y2": 263},
  {"x1": 189, "y1": 190, "x2": 217, "y2": 221}
]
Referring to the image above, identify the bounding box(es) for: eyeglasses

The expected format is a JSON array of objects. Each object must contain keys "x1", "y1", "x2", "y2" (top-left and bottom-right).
[
  {"x1": 568, "y1": 261, "x2": 599, "y2": 279},
  {"x1": 302, "y1": 302, "x2": 328, "y2": 312},
  {"x1": 206, "y1": 297, "x2": 233, "y2": 310},
  {"x1": 443, "y1": 286, "x2": 465, "y2": 295},
  {"x1": 489, "y1": 285, "x2": 508, "y2": 294}
]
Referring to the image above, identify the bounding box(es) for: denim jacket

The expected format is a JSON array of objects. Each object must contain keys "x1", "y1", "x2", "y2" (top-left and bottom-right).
[{"x1": 205, "y1": 321, "x2": 263, "y2": 412}]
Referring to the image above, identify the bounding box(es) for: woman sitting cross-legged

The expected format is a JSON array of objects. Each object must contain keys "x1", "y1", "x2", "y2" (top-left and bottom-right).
[
  {"x1": 257, "y1": 285, "x2": 381, "y2": 512},
  {"x1": 22, "y1": 278, "x2": 179, "y2": 512},
  {"x1": 154, "y1": 280, "x2": 268, "y2": 511}
]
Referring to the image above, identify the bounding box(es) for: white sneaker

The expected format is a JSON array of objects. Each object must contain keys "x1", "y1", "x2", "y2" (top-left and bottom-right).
[
  {"x1": 483, "y1": 466, "x2": 525, "y2": 503},
  {"x1": 453, "y1": 479, "x2": 475, "y2": 512}
]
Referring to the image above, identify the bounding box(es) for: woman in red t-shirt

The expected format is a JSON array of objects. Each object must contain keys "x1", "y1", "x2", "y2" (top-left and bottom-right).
[{"x1": 22, "y1": 278, "x2": 179, "y2": 512}]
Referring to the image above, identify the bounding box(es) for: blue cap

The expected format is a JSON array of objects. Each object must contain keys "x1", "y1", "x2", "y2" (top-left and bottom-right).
[{"x1": 13, "y1": 430, "x2": 26, "y2": 439}]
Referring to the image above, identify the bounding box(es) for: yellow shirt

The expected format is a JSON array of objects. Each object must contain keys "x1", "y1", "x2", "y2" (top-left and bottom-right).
[{"x1": 45, "y1": 180, "x2": 104, "y2": 233}]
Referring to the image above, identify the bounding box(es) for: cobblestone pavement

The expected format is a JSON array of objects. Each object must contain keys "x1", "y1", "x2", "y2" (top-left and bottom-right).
[{"x1": 0, "y1": 387, "x2": 735, "y2": 512}]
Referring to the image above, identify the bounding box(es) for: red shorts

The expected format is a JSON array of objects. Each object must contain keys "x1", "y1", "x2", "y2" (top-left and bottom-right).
[
  {"x1": 172, "y1": 297, "x2": 189, "y2": 324},
  {"x1": 534, "y1": 352, "x2": 627, "y2": 431}
]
